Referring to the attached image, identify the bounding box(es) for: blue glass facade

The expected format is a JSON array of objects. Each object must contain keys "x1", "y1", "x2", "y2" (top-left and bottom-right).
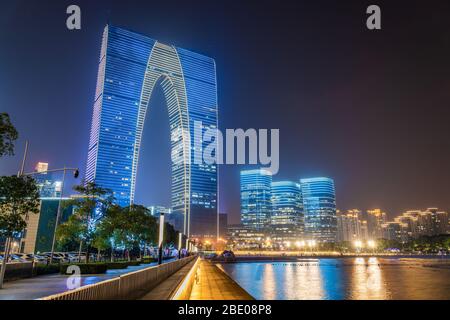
[
  {"x1": 240, "y1": 169, "x2": 272, "y2": 231},
  {"x1": 300, "y1": 177, "x2": 337, "y2": 243},
  {"x1": 271, "y1": 181, "x2": 304, "y2": 244},
  {"x1": 86, "y1": 26, "x2": 218, "y2": 238},
  {"x1": 34, "y1": 172, "x2": 62, "y2": 198}
]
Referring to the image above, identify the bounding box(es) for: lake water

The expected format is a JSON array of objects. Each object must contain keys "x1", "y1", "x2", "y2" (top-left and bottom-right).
[{"x1": 219, "y1": 257, "x2": 450, "y2": 300}]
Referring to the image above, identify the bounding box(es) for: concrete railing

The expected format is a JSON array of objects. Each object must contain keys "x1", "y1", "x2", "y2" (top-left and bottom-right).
[{"x1": 41, "y1": 256, "x2": 196, "y2": 300}]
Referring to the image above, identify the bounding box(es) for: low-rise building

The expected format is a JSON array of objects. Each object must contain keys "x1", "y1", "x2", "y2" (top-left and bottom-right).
[
  {"x1": 227, "y1": 225, "x2": 266, "y2": 249},
  {"x1": 21, "y1": 198, "x2": 74, "y2": 253}
]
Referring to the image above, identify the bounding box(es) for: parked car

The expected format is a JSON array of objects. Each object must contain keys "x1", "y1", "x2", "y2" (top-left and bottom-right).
[
  {"x1": 67, "y1": 253, "x2": 79, "y2": 262},
  {"x1": 42, "y1": 252, "x2": 68, "y2": 263},
  {"x1": 9, "y1": 254, "x2": 28, "y2": 263},
  {"x1": 31, "y1": 254, "x2": 49, "y2": 264},
  {"x1": 14, "y1": 253, "x2": 35, "y2": 262}
]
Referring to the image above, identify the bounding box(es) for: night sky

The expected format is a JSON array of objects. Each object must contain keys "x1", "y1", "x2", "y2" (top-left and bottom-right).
[{"x1": 1, "y1": 0, "x2": 449, "y2": 224}]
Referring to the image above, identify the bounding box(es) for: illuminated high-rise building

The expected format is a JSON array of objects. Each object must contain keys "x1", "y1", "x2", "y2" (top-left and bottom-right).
[
  {"x1": 394, "y1": 208, "x2": 449, "y2": 239},
  {"x1": 300, "y1": 177, "x2": 337, "y2": 243},
  {"x1": 35, "y1": 162, "x2": 49, "y2": 173},
  {"x1": 336, "y1": 209, "x2": 367, "y2": 242},
  {"x1": 240, "y1": 169, "x2": 272, "y2": 231},
  {"x1": 32, "y1": 162, "x2": 62, "y2": 198},
  {"x1": 85, "y1": 26, "x2": 218, "y2": 238},
  {"x1": 367, "y1": 209, "x2": 387, "y2": 239},
  {"x1": 381, "y1": 221, "x2": 408, "y2": 242},
  {"x1": 270, "y1": 181, "x2": 304, "y2": 245}
]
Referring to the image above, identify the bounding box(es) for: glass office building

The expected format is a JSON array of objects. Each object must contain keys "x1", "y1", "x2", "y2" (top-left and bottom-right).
[
  {"x1": 300, "y1": 177, "x2": 337, "y2": 243},
  {"x1": 271, "y1": 181, "x2": 304, "y2": 245},
  {"x1": 240, "y1": 169, "x2": 272, "y2": 231},
  {"x1": 34, "y1": 172, "x2": 62, "y2": 198},
  {"x1": 86, "y1": 25, "x2": 218, "y2": 238},
  {"x1": 21, "y1": 198, "x2": 74, "y2": 253}
]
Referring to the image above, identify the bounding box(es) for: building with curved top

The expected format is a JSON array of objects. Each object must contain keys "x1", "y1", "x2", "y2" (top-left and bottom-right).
[
  {"x1": 300, "y1": 177, "x2": 337, "y2": 243},
  {"x1": 86, "y1": 25, "x2": 218, "y2": 238},
  {"x1": 240, "y1": 169, "x2": 273, "y2": 231},
  {"x1": 271, "y1": 181, "x2": 304, "y2": 246}
]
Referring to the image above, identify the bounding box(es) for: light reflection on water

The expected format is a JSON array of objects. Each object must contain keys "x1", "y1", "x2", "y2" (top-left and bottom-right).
[
  {"x1": 349, "y1": 257, "x2": 389, "y2": 299},
  {"x1": 219, "y1": 258, "x2": 450, "y2": 300}
]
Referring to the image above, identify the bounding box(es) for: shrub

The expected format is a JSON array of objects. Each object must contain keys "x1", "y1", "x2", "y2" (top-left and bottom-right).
[
  {"x1": 106, "y1": 262, "x2": 129, "y2": 269},
  {"x1": 126, "y1": 261, "x2": 141, "y2": 266},
  {"x1": 60, "y1": 263, "x2": 107, "y2": 274},
  {"x1": 3, "y1": 262, "x2": 33, "y2": 281},
  {"x1": 34, "y1": 264, "x2": 60, "y2": 276},
  {"x1": 141, "y1": 258, "x2": 156, "y2": 264},
  {"x1": 140, "y1": 256, "x2": 171, "y2": 264}
]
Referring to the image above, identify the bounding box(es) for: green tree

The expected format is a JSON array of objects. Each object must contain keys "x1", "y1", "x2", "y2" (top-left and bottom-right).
[
  {"x1": 96, "y1": 205, "x2": 157, "y2": 261},
  {"x1": 0, "y1": 175, "x2": 40, "y2": 288},
  {"x1": 56, "y1": 213, "x2": 85, "y2": 250},
  {"x1": 57, "y1": 182, "x2": 113, "y2": 263},
  {"x1": 163, "y1": 221, "x2": 179, "y2": 247},
  {"x1": 0, "y1": 113, "x2": 19, "y2": 157},
  {"x1": 0, "y1": 176, "x2": 40, "y2": 237},
  {"x1": 127, "y1": 205, "x2": 157, "y2": 258}
]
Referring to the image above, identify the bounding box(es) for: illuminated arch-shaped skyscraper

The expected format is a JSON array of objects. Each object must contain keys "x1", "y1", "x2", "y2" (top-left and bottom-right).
[{"x1": 86, "y1": 26, "x2": 218, "y2": 238}]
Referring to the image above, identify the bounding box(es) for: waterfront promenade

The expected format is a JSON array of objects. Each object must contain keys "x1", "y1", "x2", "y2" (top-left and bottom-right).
[
  {"x1": 0, "y1": 256, "x2": 254, "y2": 300},
  {"x1": 189, "y1": 259, "x2": 253, "y2": 300},
  {"x1": 2, "y1": 255, "x2": 448, "y2": 300}
]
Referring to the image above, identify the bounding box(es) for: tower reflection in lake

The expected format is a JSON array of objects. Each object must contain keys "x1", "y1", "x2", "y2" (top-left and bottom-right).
[{"x1": 218, "y1": 257, "x2": 450, "y2": 300}]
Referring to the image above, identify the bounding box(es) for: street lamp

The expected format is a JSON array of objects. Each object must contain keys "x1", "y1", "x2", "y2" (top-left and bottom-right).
[
  {"x1": 296, "y1": 240, "x2": 306, "y2": 250},
  {"x1": 10, "y1": 241, "x2": 19, "y2": 254},
  {"x1": 158, "y1": 213, "x2": 165, "y2": 265},
  {"x1": 285, "y1": 241, "x2": 291, "y2": 249},
  {"x1": 265, "y1": 238, "x2": 272, "y2": 249},
  {"x1": 110, "y1": 238, "x2": 115, "y2": 262},
  {"x1": 178, "y1": 233, "x2": 183, "y2": 259},
  {"x1": 307, "y1": 240, "x2": 316, "y2": 252},
  {"x1": 367, "y1": 240, "x2": 376, "y2": 254},
  {"x1": 354, "y1": 240, "x2": 363, "y2": 253}
]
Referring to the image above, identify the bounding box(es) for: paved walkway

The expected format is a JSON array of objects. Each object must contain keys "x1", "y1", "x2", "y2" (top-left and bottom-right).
[
  {"x1": 189, "y1": 259, "x2": 254, "y2": 300},
  {"x1": 0, "y1": 261, "x2": 161, "y2": 300},
  {"x1": 141, "y1": 259, "x2": 197, "y2": 300}
]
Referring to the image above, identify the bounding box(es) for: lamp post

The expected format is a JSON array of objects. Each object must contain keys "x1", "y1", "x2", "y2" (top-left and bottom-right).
[
  {"x1": 285, "y1": 241, "x2": 291, "y2": 251},
  {"x1": 178, "y1": 233, "x2": 183, "y2": 259},
  {"x1": 0, "y1": 238, "x2": 11, "y2": 289},
  {"x1": 110, "y1": 238, "x2": 115, "y2": 262},
  {"x1": 158, "y1": 213, "x2": 165, "y2": 265},
  {"x1": 354, "y1": 240, "x2": 363, "y2": 254},
  {"x1": 367, "y1": 240, "x2": 376, "y2": 254},
  {"x1": 295, "y1": 240, "x2": 305, "y2": 253},
  {"x1": 307, "y1": 240, "x2": 316, "y2": 253}
]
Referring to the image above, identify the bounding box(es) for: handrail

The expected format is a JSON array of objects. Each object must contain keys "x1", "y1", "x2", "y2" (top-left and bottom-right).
[
  {"x1": 39, "y1": 256, "x2": 195, "y2": 300},
  {"x1": 40, "y1": 277, "x2": 120, "y2": 300},
  {"x1": 169, "y1": 256, "x2": 200, "y2": 300}
]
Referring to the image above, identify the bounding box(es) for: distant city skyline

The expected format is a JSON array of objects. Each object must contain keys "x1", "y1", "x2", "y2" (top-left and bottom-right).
[
  {"x1": 336, "y1": 207, "x2": 449, "y2": 244},
  {"x1": 1, "y1": 1, "x2": 450, "y2": 225}
]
